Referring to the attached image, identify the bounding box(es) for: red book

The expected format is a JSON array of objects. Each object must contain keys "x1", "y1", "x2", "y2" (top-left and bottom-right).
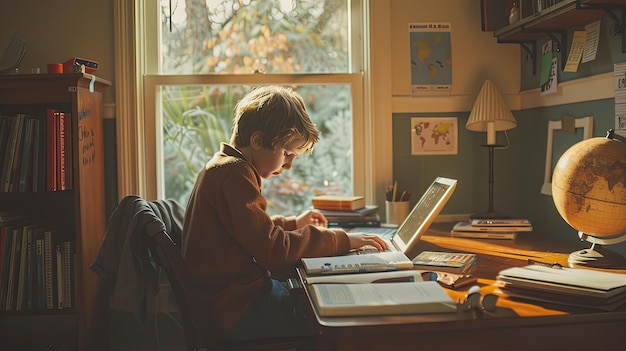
[{"x1": 58, "y1": 112, "x2": 65, "y2": 191}]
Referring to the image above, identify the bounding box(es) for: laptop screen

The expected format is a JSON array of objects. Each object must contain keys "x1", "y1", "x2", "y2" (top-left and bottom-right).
[{"x1": 391, "y1": 177, "x2": 457, "y2": 254}]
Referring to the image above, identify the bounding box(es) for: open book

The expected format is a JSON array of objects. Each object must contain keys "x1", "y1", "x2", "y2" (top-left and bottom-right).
[{"x1": 309, "y1": 281, "x2": 456, "y2": 317}]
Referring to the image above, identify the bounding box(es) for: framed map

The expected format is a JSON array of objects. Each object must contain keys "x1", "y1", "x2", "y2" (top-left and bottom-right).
[{"x1": 411, "y1": 117, "x2": 458, "y2": 155}]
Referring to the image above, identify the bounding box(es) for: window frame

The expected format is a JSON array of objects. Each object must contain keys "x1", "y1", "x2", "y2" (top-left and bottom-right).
[{"x1": 114, "y1": 0, "x2": 376, "y2": 203}]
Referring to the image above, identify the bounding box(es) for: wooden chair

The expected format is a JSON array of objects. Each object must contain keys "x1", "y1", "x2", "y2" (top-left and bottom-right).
[{"x1": 145, "y1": 223, "x2": 317, "y2": 351}]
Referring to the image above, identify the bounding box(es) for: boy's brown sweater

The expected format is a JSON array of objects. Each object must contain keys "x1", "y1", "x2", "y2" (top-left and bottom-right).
[{"x1": 182, "y1": 143, "x2": 350, "y2": 331}]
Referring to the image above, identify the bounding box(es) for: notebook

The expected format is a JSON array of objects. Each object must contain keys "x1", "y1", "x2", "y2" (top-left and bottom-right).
[{"x1": 348, "y1": 176, "x2": 457, "y2": 254}]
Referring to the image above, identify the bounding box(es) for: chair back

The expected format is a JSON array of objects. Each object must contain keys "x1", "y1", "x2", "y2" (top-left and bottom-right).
[{"x1": 146, "y1": 228, "x2": 218, "y2": 351}]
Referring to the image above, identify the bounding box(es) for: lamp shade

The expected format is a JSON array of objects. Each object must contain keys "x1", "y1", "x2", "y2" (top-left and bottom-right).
[{"x1": 466, "y1": 80, "x2": 517, "y2": 133}]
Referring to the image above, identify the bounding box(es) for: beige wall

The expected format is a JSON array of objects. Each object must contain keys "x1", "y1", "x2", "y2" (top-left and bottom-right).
[
  {"x1": 370, "y1": 0, "x2": 520, "y2": 208},
  {"x1": 388, "y1": 0, "x2": 520, "y2": 103},
  {"x1": 0, "y1": 0, "x2": 115, "y2": 105}
]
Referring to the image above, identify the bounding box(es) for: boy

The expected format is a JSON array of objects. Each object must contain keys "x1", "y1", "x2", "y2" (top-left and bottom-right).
[{"x1": 181, "y1": 86, "x2": 387, "y2": 340}]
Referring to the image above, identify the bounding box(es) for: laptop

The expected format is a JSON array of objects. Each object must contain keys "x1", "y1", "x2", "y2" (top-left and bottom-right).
[{"x1": 348, "y1": 176, "x2": 457, "y2": 255}]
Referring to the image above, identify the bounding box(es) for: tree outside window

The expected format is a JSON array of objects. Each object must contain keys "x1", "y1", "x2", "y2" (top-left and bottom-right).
[{"x1": 158, "y1": 0, "x2": 359, "y2": 215}]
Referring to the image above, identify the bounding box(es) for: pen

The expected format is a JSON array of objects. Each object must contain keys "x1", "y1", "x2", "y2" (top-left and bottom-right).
[{"x1": 399, "y1": 190, "x2": 406, "y2": 202}]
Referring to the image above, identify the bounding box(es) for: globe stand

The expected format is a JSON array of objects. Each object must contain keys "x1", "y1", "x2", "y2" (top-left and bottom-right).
[{"x1": 568, "y1": 231, "x2": 626, "y2": 269}]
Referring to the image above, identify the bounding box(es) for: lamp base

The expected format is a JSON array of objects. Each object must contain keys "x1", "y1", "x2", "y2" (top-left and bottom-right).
[
  {"x1": 568, "y1": 245, "x2": 626, "y2": 269},
  {"x1": 469, "y1": 211, "x2": 510, "y2": 220}
]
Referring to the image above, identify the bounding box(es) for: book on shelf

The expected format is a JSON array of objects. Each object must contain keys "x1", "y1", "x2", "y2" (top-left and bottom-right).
[
  {"x1": 56, "y1": 244, "x2": 63, "y2": 309},
  {"x1": 452, "y1": 221, "x2": 533, "y2": 233},
  {"x1": 46, "y1": 109, "x2": 58, "y2": 192},
  {"x1": 411, "y1": 251, "x2": 477, "y2": 275},
  {"x1": 5, "y1": 227, "x2": 21, "y2": 310},
  {"x1": 22, "y1": 225, "x2": 34, "y2": 310},
  {"x1": 57, "y1": 111, "x2": 72, "y2": 191},
  {"x1": 1, "y1": 116, "x2": 20, "y2": 191},
  {"x1": 62, "y1": 241, "x2": 73, "y2": 309},
  {"x1": 30, "y1": 117, "x2": 43, "y2": 192},
  {"x1": 309, "y1": 281, "x2": 456, "y2": 317},
  {"x1": 4, "y1": 114, "x2": 26, "y2": 192},
  {"x1": 314, "y1": 205, "x2": 379, "y2": 218},
  {"x1": 34, "y1": 229, "x2": 45, "y2": 310},
  {"x1": 43, "y1": 230, "x2": 54, "y2": 310},
  {"x1": 0, "y1": 227, "x2": 13, "y2": 311},
  {"x1": 301, "y1": 251, "x2": 414, "y2": 275},
  {"x1": 0, "y1": 116, "x2": 11, "y2": 177},
  {"x1": 17, "y1": 117, "x2": 35, "y2": 192},
  {"x1": 25, "y1": 225, "x2": 45, "y2": 310},
  {"x1": 45, "y1": 109, "x2": 72, "y2": 192},
  {"x1": 312, "y1": 195, "x2": 366, "y2": 211}
]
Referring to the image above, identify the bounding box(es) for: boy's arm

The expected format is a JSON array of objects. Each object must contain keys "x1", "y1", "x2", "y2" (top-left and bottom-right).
[{"x1": 270, "y1": 215, "x2": 297, "y2": 231}]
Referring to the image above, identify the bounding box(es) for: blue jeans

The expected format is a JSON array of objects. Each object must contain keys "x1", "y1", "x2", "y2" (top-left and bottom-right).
[{"x1": 222, "y1": 279, "x2": 315, "y2": 340}]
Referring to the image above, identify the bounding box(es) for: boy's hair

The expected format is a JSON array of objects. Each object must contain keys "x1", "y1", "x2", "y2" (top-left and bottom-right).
[{"x1": 230, "y1": 86, "x2": 320, "y2": 154}]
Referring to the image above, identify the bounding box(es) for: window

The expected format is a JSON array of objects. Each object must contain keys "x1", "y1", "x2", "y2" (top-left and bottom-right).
[{"x1": 136, "y1": 0, "x2": 367, "y2": 215}]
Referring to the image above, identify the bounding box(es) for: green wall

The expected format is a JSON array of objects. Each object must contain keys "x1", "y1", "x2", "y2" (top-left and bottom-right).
[{"x1": 393, "y1": 98, "x2": 626, "y2": 255}]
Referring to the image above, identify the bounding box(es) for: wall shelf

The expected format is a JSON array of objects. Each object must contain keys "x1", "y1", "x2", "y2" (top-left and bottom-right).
[{"x1": 491, "y1": 0, "x2": 625, "y2": 74}]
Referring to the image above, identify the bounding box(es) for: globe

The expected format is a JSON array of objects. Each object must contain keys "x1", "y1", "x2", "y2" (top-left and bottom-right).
[{"x1": 551, "y1": 132, "x2": 626, "y2": 268}]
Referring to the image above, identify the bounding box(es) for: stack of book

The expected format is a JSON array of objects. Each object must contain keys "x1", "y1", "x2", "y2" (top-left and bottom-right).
[
  {"x1": 311, "y1": 195, "x2": 380, "y2": 228},
  {"x1": 496, "y1": 264, "x2": 626, "y2": 310},
  {"x1": 411, "y1": 251, "x2": 477, "y2": 275},
  {"x1": 450, "y1": 219, "x2": 533, "y2": 240}
]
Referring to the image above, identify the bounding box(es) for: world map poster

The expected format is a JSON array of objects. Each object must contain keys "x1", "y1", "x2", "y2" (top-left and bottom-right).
[
  {"x1": 411, "y1": 117, "x2": 458, "y2": 155},
  {"x1": 409, "y1": 22, "x2": 452, "y2": 96}
]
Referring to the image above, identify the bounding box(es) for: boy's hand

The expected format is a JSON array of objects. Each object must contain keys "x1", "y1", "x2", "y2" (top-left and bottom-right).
[
  {"x1": 296, "y1": 210, "x2": 328, "y2": 228},
  {"x1": 347, "y1": 233, "x2": 389, "y2": 252}
]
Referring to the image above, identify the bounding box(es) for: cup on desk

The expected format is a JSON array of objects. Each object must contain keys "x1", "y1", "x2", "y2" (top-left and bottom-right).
[{"x1": 386, "y1": 201, "x2": 409, "y2": 225}]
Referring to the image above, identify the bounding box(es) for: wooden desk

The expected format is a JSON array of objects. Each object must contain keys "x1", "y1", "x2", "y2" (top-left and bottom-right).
[{"x1": 298, "y1": 226, "x2": 626, "y2": 350}]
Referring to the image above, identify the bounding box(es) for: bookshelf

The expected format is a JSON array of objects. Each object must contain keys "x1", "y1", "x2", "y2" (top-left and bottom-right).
[{"x1": 0, "y1": 73, "x2": 110, "y2": 350}]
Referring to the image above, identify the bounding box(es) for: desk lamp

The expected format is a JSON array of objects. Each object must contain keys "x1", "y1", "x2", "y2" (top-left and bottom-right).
[{"x1": 466, "y1": 80, "x2": 517, "y2": 219}]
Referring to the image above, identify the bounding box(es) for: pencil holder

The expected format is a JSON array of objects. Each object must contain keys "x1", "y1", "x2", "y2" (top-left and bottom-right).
[{"x1": 386, "y1": 201, "x2": 409, "y2": 225}]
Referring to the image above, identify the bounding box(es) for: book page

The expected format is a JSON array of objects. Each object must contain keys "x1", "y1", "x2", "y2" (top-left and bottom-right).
[{"x1": 310, "y1": 281, "x2": 456, "y2": 316}]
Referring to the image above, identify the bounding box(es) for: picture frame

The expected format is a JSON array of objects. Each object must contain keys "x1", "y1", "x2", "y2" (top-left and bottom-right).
[
  {"x1": 541, "y1": 116, "x2": 593, "y2": 195},
  {"x1": 410, "y1": 117, "x2": 458, "y2": 155}
]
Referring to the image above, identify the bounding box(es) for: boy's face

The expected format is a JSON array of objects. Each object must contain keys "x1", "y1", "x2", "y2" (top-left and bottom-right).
[{"x1": 250, "y1": 134, "x2": 308, "y2": 179}]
